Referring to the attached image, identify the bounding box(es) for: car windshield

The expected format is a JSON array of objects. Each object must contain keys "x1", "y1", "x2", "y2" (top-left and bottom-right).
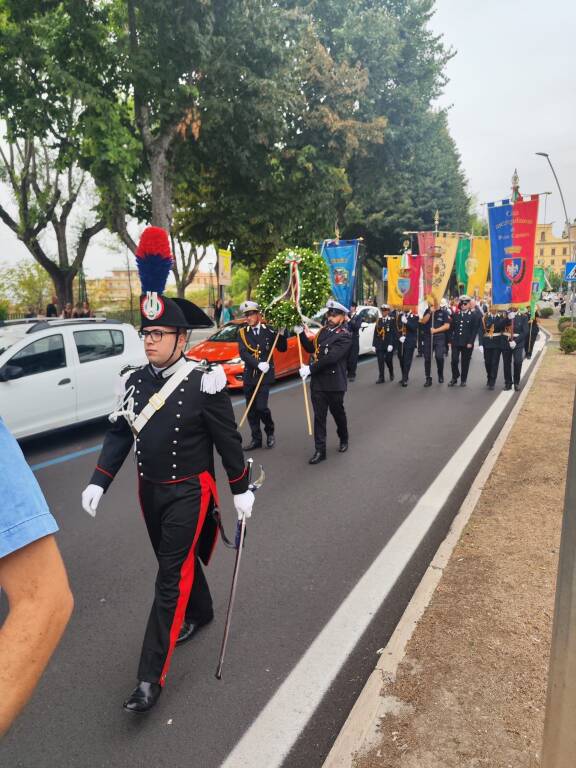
[
  {"x1": 0, "y1": 326, "x2": 28, "y2": 356},
  {"x1": 209, "y1": 324, "x2": 241, "y2": 342}
]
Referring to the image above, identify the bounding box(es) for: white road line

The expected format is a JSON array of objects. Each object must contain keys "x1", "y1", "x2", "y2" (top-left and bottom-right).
[{"x1": 220, "y1": 341, "x2": 544, "y2": 768}]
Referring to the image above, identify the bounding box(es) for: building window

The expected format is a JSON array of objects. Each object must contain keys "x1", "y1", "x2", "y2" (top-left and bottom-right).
[
  {"x1": 563, "y1": 259, "x2": 567, "y2": 265},
  {"x1": 540, "y1": 248, "x2": 544, "y2": 256},
  {"x1": 538, "y1": 259, "x2": 544, "y2": 265},
  {"x1": 551, "y1": 248, "x2": 556, "y2": 256},
  {"x1": 540, "y1": 231, "x2": 546, "y2": 241},
  {"x1": 563, "y1": 247, "x2": 567, "y2": 255},
  {"x1": 551, "y1": 259, "x2": 555, "y2": 266}
]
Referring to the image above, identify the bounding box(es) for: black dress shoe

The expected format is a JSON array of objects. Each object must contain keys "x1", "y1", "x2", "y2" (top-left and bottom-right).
[
  {"x1": 338, "y1": 442, "x2": 348, "y2": 453},
  {"x1": 424, "y1": 378, "x2": 432, "y2": 387},
  {"x1": 266, "y1": 434, "x2": 275, "y2": 448},
  {"x1": 488, "y1": 383, "x2": 495, "y2": 391},
  {"x1": 348, "y1": 375, "x2": 356, "y2": 381},
  {"x1": 389, "y1": 372, "x2": 395, "y2": 381},
  {"x1": 308, "y1": 450, "x2": 326, "y2": 465},
  {"x1": 514, "y1": 384, "x2": 520, "y2": 391},
  {"x1": 123, "y1": 682, "x2": 162, "y2": 714},
  {"x1": 460, "y1": 381, "x2": 467, "y2": 387},
  {"x1": 176, "y1": 612, "x2": 214, "y2": 646},
  {"x1": 438, "y1": 376, "x2": 444, "y2": 383},
  {"x1": 376, "y1": 377, "x2": 384, "y2": 384},
  {"x1": 447, "y1": 380, "x2": 457, "y2": 387},
  {"x1": 243, "y1": 438, "x2": 262, "y2": 451},
  {"x1": 504, "y1": 384, "x2": 512, "y2": 391},
  {"x1": 401, "y1": 380, "x2": 408, "y2": 387}
]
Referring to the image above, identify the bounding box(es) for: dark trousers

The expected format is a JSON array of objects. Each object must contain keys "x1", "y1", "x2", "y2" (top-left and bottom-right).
[
  {"x1": 137, "y1": 475, "x2": 214, "y2": 685},
  {"x1": 311, "y1": 389, "x2": 348, "y2": 452},
  {"x1": 376, "y1": 349, "x2": 394, "y2": 380},
  {"x1": 483, "y1": 347, "x2": 501, "y2": 385},
  {"x1": 400, "y1": 342, "x2": 416, "y2": 382},
  {"x1": 451, "y1": 345, "x2": 474, "y2": 383},
  {"x1": 424, "y1": 336, "x2": 446, "y2": 379},
  {"x1": 244, "y1": 381, "x2": 274, "y2": 442},
  {"x1": 347, "y1": 337, "x2": 360, "y2": 377},
  {"x1": 502, "y1": 346, "x2": 524, "y2": 386},
  {"x1": 417, "y1": 326, "x2": 424, "y2": 356}
]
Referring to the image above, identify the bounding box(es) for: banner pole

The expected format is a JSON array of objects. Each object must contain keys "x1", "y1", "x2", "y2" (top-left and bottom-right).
[{"x1": 297, "y1": 335, "x2": 313, "y2": 436}]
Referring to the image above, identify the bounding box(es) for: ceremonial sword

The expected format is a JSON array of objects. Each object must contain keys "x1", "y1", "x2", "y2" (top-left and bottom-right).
[{"x1": 215, "y1": 458, "x2": 265, "y2": 680}]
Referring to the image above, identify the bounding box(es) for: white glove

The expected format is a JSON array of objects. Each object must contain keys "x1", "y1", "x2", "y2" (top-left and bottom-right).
[
  {"x1": 293, "y1": 325, "x2": 304, "y2": 334},
  {"x1": 234, "y1": 489, "x2": 255, "y2": 520},
  {"x1": 257, "y1": 361, "x2": 270, "y2": 373},
  {"x1": 399, "y1": 335, "x2": 406, "y2": 343},
  {"x1": 299, "y1": 364, "x2": 311, "y2": 380},
  {"x1": 387, "y1": 345, "x2": 393, "y2": 352},
  {"x1": 509, "y1": 341, "x2": 516, "y2": 349},
  {"x1": 401, "y1": 314, "x2": 408, "y2": 324},
  {"x1": 82, "y1": 484, "x2": 104, "y2": 517}
]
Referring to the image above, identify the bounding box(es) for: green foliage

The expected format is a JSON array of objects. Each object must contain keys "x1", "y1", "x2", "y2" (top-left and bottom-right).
[
  {"x1": 1, "y1": 260, "x2": 53, "y2": 312},
  {"x1": 560, "y1": 327, "x2": 576, "y2": 354},
  {"x1": 539, "y1": 307, "x2": 554, "y2": 319},
  {"x1": 0, "y1": 298, "x2": 8, "y2": 321},
  {"x1": 558, "y1": 317, "x2": 575, "y2": 332},
  {"x1": 256, "y1": 247, "x2": 331, "y2": 327},
  {"x1": 547, "y1": 271, "x2": 563, "y2": 291}
]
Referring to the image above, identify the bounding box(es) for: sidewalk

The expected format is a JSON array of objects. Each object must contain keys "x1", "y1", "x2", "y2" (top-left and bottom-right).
[{"x1": 325, "y1": 344, "x2": 575, "y2": 768}]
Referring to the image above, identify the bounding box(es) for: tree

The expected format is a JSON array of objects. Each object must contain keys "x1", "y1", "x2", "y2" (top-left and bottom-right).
[
  {"x1": 170, "y1": 238, "x2": 208, "y2": 299},
  {"x1": 1, "y1": 259, "x2": 53, "y2": 314}
]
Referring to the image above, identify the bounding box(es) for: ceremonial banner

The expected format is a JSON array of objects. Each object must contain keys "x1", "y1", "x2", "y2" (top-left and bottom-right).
[
  {"x1": 530, "y1": 265, "x2": 546, "y2": 318},
  {"x1": 455, "y1": 238, "x2": 471, "y2": 289},
  {"x1": 465, "y1": 237, "x2": 491, "y2": 299},
  {"x1": 417, "y1": 232, "x2": 460, "y2": 305},
  {"x1": 218, "y1": 248, "x2": 232, "y2": 286},
  {"x1": 487, "y1": 196, "x2": 539, "y2": 307},
  {"x1": 387, "y1": 253, "x2": 422, "y2": 310},
  {"x1": 320, "y1": 239, "x2": 359, "y2": 309}
]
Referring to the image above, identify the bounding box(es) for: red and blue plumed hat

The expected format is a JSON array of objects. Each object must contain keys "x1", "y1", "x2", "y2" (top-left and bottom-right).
[{"x1": 136, "y1": 226, "x2": 213, "y2": 330}]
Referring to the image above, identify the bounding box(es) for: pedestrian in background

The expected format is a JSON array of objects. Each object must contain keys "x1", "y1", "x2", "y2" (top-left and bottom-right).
[
  {"x1": 221, "y1": 299, "x2": 234, "y2": 324},
  {"x1": 0, "y1": 418, "x2": 73, "y2": 737},
  {"x1": 214, "y1": 298, "x2": 223, "y2": 326}
]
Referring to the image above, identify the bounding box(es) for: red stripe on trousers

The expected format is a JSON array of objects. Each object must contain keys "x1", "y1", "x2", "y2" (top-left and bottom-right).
[{"x1": 158, "y1": 471, "x2": 216, "y2": 686}]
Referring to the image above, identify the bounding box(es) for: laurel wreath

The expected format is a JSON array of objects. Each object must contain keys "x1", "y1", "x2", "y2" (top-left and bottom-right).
[{"x1": 256, "y1": 247, "x2": 331, "y2": 328}]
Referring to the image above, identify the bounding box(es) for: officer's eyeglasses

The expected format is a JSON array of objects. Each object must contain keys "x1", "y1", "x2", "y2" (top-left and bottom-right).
[{"x1": 139, "y1": 330, "x2": 179, "y2": 342}]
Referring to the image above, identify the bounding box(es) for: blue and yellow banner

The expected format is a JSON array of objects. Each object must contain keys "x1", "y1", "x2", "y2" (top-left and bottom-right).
[{"x1": 320, "y1": 239, "x2": 360, "y2": 309}]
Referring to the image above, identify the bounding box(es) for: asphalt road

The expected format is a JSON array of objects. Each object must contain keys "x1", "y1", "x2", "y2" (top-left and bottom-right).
[{"x1": 1, "y1": 347, "x2": 535, "y2": 768}]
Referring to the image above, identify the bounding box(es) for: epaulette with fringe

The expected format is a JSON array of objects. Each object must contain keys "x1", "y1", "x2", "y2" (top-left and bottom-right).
[{"x1": 196, "y1": 359, "x2": 227, "y2": 394}]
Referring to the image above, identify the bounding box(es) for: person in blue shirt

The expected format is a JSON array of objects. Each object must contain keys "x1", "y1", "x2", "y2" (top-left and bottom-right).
[{"x1": 0, "y1": 419, "x2": 73, "y2": 737}]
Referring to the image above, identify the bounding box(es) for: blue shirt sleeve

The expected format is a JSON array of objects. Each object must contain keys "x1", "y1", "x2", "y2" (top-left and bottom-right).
[{"x1": 0, "y1": 419, "x2": 58, "y2": 559}]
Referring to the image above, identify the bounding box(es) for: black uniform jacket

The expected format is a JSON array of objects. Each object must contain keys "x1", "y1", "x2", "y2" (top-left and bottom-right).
[
  {"x1": 238, "y1": 324, "x2": 288, "y2": 386},
  {"x1": 420, "y1": 307, "x2": 451, "y2": 339},
  {"x1": 451, "y1": 309, "x2": 480, "y2": 347},
  {"x1": 502, "y1": 314, "x2": 529, "y2": 349},
  {"x1": 481, "y1": 313, "x2": 507, "y2": 349},
  {"x1": 396, "y1": 311, "x2": 419, "y2": 344},
  {"x1": 347, "y1": 313, "x2": 363, "y2": 338},
  {"x1": 90, "y1": 356, "x2": 249, "y2": 496},
  {"x1": 299, "y1": 325, "x2": 352, "y2": 392},
  {"x1": 372, "y1": 316, "x2": 398, "y2": 351}
]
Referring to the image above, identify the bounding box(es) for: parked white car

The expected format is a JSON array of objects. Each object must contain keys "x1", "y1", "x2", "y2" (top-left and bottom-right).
[
  {"x1": 313, "y1": 304, "x2": 379, "y2": 355},
  {"x1": 0, "y1": 318, "x2": 147, "y2": 439}
]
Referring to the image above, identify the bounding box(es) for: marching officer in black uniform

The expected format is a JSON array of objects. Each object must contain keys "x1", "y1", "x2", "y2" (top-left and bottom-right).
[
  {"x1": 448, "y1": 295, "x2": 480, "y2": 387},
  {"x1": 396, "y1": 308, "x2": 419, "y2": 387},
  {"x1": 80, "y1": 227, "x2": 254, "y2": 714},
  {"x1": 524, "y1": 308, "x2": 540, "y2": 359},
  {"x1": 372, "y1": 303, "x2": 397, "y2": 382},
  {"x1": 297, "y1": 300, "x2": 352, "y2": 464},
  {"x1": 237, "y1": 300, "x2": 288, "y2": 450},
  {"x1": 481, "y1": 308, "x2": 507, "y2": 390},
  {"x1": 346, "y1": 302, "x2": 362, "y2": 381},
  {"x1": 420, "y1": 299, "x2": 451, "y2": 386},
  {"x1": 502, "y1": 306, "x2": 529, "y2": 391}
]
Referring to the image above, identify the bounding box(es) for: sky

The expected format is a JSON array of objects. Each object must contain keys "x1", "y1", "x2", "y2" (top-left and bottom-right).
[{"x1": 1, "y1": 0, "x2": 575, "y2": 278}]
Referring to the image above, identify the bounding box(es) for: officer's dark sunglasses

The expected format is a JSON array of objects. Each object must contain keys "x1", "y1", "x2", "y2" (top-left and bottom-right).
[{"x1": 139, "y1": 329, "x2": 179, "y2": 342}]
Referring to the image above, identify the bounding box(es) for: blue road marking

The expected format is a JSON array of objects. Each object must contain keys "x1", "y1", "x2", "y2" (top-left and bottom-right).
[{"x1": 31, "y1": 357, "x2": 375, "y2": 473}]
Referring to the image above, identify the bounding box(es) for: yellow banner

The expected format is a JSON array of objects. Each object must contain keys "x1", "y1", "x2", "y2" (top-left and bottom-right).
[
  {"x1": 418, "y1": 232, "x2": 460, "y2": 306},
  {"x1": 386, "y1": 254, "x2": 421, "y2": 309},
  {"x1": 218, "y1": 248, "x2": 232, "y2": 286},
  {"x1": 465, "y1": 237, "x2": 490, "y2": 299}
]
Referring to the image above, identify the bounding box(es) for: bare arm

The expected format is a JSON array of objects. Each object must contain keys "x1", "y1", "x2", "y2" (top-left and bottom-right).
[{"x1": 0, "y1": 535, "x2": 73, "y2": 737}]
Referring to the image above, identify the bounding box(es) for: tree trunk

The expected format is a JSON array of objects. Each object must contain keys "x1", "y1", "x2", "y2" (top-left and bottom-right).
[
  {"x1": 150, "y1": 150, "x2": 172, "y2": 230},
  {"x1": 51, "y1": 271, "x2": 75, "y2": 311}
]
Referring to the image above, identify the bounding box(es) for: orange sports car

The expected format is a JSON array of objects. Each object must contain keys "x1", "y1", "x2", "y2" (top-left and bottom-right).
[{"x1": 186, "y1": 319, "x2": 321, "y2": 390}]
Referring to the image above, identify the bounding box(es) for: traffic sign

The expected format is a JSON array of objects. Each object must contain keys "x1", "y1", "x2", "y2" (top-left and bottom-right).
[
  {"x1": 381, "y1": 267, "x2": 388, "y2": 281},
  {"x1": 565, "y1": 262, "x2": 576, "y2": 282}
]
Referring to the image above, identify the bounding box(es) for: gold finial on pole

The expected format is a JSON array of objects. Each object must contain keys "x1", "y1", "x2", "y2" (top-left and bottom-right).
[
  {"x1": 434, "y1": 209, "x2": 440, "y2": 234},
  {"x1": 511, "y1": 169, "x2": 520, "y2": 202}
]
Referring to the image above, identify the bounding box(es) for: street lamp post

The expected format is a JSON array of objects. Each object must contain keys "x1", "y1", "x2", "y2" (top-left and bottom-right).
[{"x1": 536, "y1": 152, "x2": 574, "y2": 322}]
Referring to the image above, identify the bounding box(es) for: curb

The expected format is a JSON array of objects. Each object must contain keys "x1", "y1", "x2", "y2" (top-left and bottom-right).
[{"x1": 322, "y1": 343, "x2": 548, "y2": 768}]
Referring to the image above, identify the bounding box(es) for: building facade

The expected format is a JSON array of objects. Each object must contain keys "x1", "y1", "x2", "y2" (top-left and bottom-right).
[{"x1": 535, "y1": 222, "x2": 576, "y2": 274}]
